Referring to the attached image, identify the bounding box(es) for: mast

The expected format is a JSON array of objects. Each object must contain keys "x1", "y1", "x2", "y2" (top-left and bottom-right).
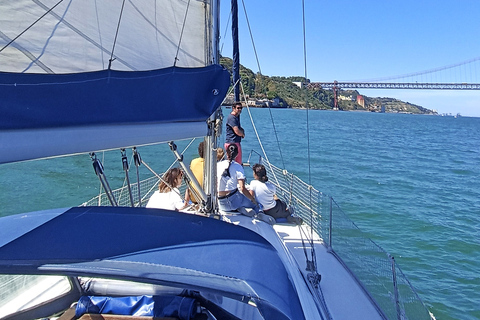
[
  {"x1": 231, "y1": 0, "x2": 240, "y2": 102},
  {"x1": 203, "y1": 0, "x2": 223, "y2": 213},
  {"x1": 202, "y1": 0, "x2": 239, "y2": 213},
  {"x1": 212, "y1": 0, "x2": 220, "y2": 64}
]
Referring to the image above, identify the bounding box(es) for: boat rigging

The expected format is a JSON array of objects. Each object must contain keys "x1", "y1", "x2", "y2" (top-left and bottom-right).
[{"x1": 0, "y1": 1, "x2": 434, "y2": 319}]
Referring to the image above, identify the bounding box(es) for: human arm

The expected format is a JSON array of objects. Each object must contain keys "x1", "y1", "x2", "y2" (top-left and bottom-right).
[
  {"x1": 232, "y1": 125, "x2": 245, "y2": 138},
  {"x1": 184, "y1": 189, "x2": 191, "y2": 207},
  {"x1": 238, "y1": 179, "x2": 257, "y2": 204},
  {"x1": 228, "y1": 115, "x2": 245, "y2": 138},
  {"x1": 172, "y1": 189, "x2": 187, "y2": 210}
]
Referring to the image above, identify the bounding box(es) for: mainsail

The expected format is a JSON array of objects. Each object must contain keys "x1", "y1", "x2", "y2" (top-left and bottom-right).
[{"x1": 0, "y1": 0, "x2": 230, "y2": 163}]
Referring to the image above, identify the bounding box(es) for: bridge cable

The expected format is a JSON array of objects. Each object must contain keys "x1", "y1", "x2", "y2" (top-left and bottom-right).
[{"x1": 353, "y1": 56, "x2": 480, "y2": 82}]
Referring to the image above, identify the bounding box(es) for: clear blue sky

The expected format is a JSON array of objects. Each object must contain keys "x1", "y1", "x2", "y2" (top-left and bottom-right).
[{"x1": 219, "y1": 1, "x2": 480, "y2": 117}]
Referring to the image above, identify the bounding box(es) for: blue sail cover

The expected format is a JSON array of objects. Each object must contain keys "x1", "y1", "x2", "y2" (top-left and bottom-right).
[
  {"x1": 75, "y1": 295, "x2": 198, "y2": 319},
  {"x1": 0, "y1": 207, "x2": 305, "y2": 320},
  {"x1": 0, "y1": 1, "x2": 231, "y2": 163},
  {"x1": 0, "y1": 66, "x2": 229, "y2": 130},
  {"x1": 0, "y1": 65, "x2": 230, "y2": 164}
]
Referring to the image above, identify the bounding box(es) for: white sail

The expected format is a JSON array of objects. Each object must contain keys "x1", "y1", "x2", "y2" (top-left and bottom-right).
[
  {"x1": 0, "y1": 0, "x2": 230, "y2": 164},
  {"x1": 0, "y1": 0, "x2": 212, "y2": 73}
]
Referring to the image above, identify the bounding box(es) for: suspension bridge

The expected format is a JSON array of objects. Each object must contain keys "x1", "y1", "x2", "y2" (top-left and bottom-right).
[
  {"x1": 309, "y1": 82, "x2": 480, "y2": 90},
  {"x1": 305, "y1": 57, "x2": 480, "y2": 112},
  {"x1": 309, "y1": 56, "x2": 480, "y2": 91}
]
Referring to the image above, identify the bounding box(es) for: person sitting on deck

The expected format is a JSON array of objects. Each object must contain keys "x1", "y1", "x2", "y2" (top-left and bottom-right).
[
  {"x1": 216, "y1": 147, "x2": 225, "y2": 161},
  {"x1": 184, "y1": 144, "x2": 226, "y2": 206},
  {"x1": 185, "y1": 141, "x2": 205, "y2": 205},
  {"x1": 146, "y1": 167, "x2": 187, "y2": 211},
  {"x1": 217, "y1": 144, "x2": 260, "y2": 215},
  {"x1": 249, "y1": 163, "x2": 302, "y2": 224}
]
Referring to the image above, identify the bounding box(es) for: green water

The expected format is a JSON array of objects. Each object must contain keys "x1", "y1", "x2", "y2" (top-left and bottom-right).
[{"x1": 1, "y1": 109, "x2": 479, "y2": 319}]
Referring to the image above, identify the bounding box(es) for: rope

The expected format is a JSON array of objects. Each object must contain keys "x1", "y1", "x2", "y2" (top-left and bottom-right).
[
  {"x1": 239, "y1": 0, "x2": 287, "y2": 174},
  {"x1": 232, "y1": 1, "x2": 294, "y2": 206},
  {"x1": 219, "y1": 7, "x2": 232, "y2": 55},
  {"x1": 0, "y1": 0, "x2": 65, "y2": 54},
  {"x1": 90, "y1": 152, "x2": 118, "y2": 206},
  {"x1": 235, "y1": 0, "x2": 286, "y2": 188},
  {"x1": 240, "y1": 0, "x2": 261, "y2": 76},
  {"x1": 108, "y1": 0, "x2": 127, "y2": 69},
  {"x1": 301, "y1": 0, "x2": 319, "y2": 277},
  {"x1": 141, "y1": 160, "x2": 185, "y2": 201},
  {"x1": 121, "y1": 148, "x2": 135, "y2": 207},
  {"x1": 133, "y1": 147, "x2": 142, "y2": 207},
  {"x1": 299, "y1": 225, "x2": 332, "y2": 319},
  {"x1": 99, "y1": 151, "x2": 106, "y2": 205},
  {"x1": 139, "y1": 140, "x2": 197, "y2": 203},
  {"x1": 174, "y1": 0, "x2": 192, "y2": 66}
]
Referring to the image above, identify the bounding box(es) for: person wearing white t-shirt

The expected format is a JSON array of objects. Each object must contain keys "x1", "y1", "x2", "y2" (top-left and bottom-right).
[
  {"x1": 249, "y1": 164, "x2": 302, "y2": 224},
  {"x1": 147, "y1": 167, "x2": 186, "y2": 211},
  {"x1": 217, "y1": 144, "x2": 260, "y2": 214}
]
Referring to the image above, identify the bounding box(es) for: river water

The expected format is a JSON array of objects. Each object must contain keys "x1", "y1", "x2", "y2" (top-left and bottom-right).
[{"x1": 1, "y1": 108, "x2": 478, "y2": 320}]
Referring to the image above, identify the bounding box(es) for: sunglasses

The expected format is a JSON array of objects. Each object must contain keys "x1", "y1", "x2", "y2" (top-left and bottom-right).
[{"x1": 236, "y1": 106, "x2": 243, "y2": 110}]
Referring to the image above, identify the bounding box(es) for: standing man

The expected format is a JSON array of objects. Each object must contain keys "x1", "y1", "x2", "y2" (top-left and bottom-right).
[{"x1": 225, "y1": 102, "x2": 244, "y2": 164}]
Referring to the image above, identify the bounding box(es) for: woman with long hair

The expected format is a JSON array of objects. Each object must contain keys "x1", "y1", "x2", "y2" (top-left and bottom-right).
[
  {"x1": 249, "y1": 163, "x2": 302, "y2": 224},
  {"x1": 146, "y1": 167, "x2": 187, "y2": 211},
  {"x1": 217, "y1": 143, "x2": 260, "y2": 215}
]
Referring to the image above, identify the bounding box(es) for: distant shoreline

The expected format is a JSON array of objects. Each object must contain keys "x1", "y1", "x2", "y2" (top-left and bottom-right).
[{"x1": 222, "y1": 104, "x2": 449, "y2": 116}]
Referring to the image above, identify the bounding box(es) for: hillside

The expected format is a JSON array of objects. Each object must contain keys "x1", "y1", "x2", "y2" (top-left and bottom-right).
[{"x1": 220, "y1": 57, "x2": 437, "y2": 115}]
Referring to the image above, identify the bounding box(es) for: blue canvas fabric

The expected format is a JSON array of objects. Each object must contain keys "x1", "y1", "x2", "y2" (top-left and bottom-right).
[
  {"x1": 0, "y1": 65, "x2": 229, "y2": 130},
  {"x1": 218, "y1": 189, "x2": 261, "y2": 213},
  {"x1": 75, "y1": 295, "x2": 197, "y2": 320},
  {"x1": 0, "y1": 207, "x2": 305, "y2": 320}
]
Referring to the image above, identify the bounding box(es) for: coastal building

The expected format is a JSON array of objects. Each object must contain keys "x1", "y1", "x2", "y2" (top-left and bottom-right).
[
  {"x1": 339, "y1": 95, "x2": 355, "y2": 101},
  {"x1": 356, "y1": 95, "x2": 365, "y2": 107}
]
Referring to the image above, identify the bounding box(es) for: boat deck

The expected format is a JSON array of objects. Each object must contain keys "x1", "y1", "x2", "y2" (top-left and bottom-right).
[
  {"x1": 223, "y1": 213, "x2": 384, "y2": 319},
  {"x1": 274, "y1": 223, "x2": 384, "y2": 320}
]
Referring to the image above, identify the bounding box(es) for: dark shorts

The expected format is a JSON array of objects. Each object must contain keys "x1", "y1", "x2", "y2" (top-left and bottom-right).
[{"x1": 264, "y1": 199, "x2": 290, "y2": 219}]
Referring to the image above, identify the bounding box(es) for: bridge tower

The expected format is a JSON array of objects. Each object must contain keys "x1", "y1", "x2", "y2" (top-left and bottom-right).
[{"x1": 333, "y1": 80, "x2": 339, "y2": 110}]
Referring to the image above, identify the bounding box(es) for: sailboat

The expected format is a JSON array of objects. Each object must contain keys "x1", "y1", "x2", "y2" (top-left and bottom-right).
[{"x1": 0, "y1": 1, "x2": 433, "y2": 319}]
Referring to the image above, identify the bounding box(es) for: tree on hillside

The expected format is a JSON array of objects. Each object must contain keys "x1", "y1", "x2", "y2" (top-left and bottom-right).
[{"x1": 219, "y1": 56, "x2": 434, "y2": 113}]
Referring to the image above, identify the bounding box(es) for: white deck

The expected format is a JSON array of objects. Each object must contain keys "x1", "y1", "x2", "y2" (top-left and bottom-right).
[
  {"x1": 223, "y1": 213, "x2": 384, "y2": 320},
  {"x1": 274, "y1": 223, "x2": 384, "y2": 320}
]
